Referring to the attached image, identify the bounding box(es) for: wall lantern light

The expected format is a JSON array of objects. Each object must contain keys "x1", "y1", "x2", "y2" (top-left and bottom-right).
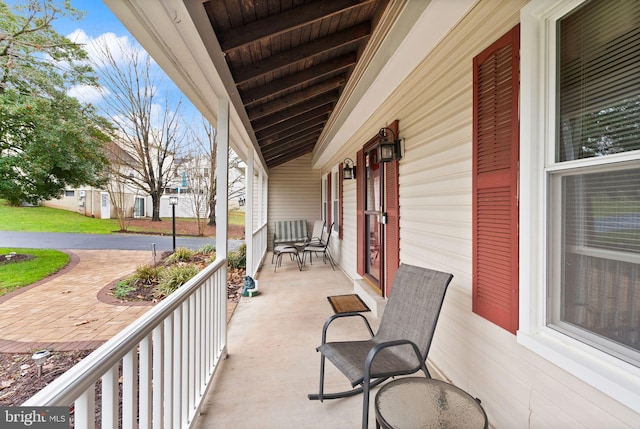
[
  {"x1": 377, "y1": 127, "x2": 403, "y2": 162},
  {"x1": 342, "y1": 158, "x2": 356, "y2": 180}
]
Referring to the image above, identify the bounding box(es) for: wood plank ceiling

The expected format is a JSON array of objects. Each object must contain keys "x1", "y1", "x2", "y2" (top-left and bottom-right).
[{"x1": 201, "y1": 0, "x2": 390, "y2": 169}]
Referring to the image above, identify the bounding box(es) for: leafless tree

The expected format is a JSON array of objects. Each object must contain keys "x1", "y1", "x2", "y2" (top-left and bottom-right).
[
  {"x1": 103, "y1": 141, "x2": 135, "y2": 231},
  {"x1": 91, "y1": 37, "x2": 186, "y2": 221},
  {"x1": 179, "y1": 153, "x2": 209, "y2": 236},
  {"x1": 190, "y1": 117, "x2": 245, "y2": 227}
]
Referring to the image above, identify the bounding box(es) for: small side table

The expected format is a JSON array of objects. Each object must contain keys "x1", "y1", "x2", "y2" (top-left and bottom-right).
[{"x1": 375, "y1": 377, "x2": 488, "y2": 429}]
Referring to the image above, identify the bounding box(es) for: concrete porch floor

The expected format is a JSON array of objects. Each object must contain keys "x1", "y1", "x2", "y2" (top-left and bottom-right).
[{"x1": 192, "y1": 253, "x2": 383, "y2": 428}]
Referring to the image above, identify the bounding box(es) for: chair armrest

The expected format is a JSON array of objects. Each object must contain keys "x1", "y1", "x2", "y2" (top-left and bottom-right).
[
  {"x1": 363, "y1": 339, "x2": 425, "y2": 380},
  {"x1": 321, "y1": 312, "x2": 375, "y2": 345}
]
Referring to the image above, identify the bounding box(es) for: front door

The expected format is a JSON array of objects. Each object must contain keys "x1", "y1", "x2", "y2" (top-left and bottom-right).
[
  {"x1": 364, "y1": 148, "x2": 384, "y2": 294},
  {"x1": 134, "y1": 197, "x2": 145, "y2": 218},
  {"x1": 357, "y1": 120, "x2": 401, "y2": 298},
  {"x1": 100, "y1": 192, "x2": 110, "y2": 219}
]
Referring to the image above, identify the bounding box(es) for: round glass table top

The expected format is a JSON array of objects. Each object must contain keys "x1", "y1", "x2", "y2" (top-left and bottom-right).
[{"x1": 375, "y1": 377, "x2": 487, "y2": 429}]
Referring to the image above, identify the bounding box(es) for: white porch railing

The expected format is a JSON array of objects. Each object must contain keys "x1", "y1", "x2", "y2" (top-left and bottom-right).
[
  {"x1": 249, "y1": 223, "x2": 268, "y2": 277},
  {"x1": 23, "y1": 258, "x2": 228, "y2": 429}
]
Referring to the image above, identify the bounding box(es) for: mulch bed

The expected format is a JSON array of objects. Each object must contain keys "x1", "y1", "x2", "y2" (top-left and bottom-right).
[
  {"x1": 0, "y1": 217, "x2": 246, "y2": 407},
  {"x1": 0, "y1": 250, "x2": 246, "y2": 407},
  {"x1": 0, "y1": 253, "x2": 35, "y2": 265}
]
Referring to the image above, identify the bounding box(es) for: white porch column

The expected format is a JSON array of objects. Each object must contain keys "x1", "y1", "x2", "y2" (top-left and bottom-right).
[
  {"x1": 258, "y1": 168, "x2": 265, "y2": 226},
  {"x1": 216, "y1": 98, "x2": 229, "y2": 257},
  {"x1": 245, "y1": 149, "x2": 255, "y2": 275}
]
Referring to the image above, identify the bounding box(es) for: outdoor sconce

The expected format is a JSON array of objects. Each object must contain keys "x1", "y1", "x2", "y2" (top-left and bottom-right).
[
  {"x1": 342, "y1": 158, "x2": 356, "y2": 180},
  {"x1": 377, "y1": 127, "x2": 403, "y2": 162},
  {"x1": 32, "y1": 350, "x2": 50, "y2": 377},
  {"x1": 238, "y1": 197, "x2": 246, "y2": 206}
]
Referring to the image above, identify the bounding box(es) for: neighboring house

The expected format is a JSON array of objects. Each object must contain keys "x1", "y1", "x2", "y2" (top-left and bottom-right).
[
  {"x1": 53, "y1": 0, "x2": 638, "y2": 427},
  {"x1": 43, "y1": 140, "x2": 145, "y2": 219},
  {"x1": 45, "y1": 141, "x2": 246, "y2": 219},
  {"x1": 161, "y1": 154, "x2": 246, "y2": 218}
]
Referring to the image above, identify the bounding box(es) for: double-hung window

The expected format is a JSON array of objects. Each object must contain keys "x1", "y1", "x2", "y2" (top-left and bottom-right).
[
  {"x1": 520, "y1": 0, "x2": 640, "y2": 411},
  {"x1": 332, "y1": 170, "x2": 339, "y2": 235}
]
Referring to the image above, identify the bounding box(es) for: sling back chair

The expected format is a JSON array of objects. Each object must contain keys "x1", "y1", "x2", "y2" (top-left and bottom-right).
[
  {"x1": 300, "y1": 219, "x2": 326, "y2": 246},
  {"x1": 308, "y1": 264, "x2": 453, "y2": 429},
  {"x1": 301, "y1": 222, "x2": 335, "y2": 270}
]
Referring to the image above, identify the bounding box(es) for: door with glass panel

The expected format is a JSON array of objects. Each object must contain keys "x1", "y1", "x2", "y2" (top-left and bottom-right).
[{"x1": 364, "y1": 148, "x2": 383, "y2": 294}]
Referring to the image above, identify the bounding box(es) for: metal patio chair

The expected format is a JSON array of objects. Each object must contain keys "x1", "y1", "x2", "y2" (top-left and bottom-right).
[
  {"x1": 301, "y1": 222, "x2": 335, "y2": 270},
  {"x1": 301, "y1": 219, "x2": 325, "y2": 246},
  {"x1": 308, "y1": 264, "x2": 453, "y2": 428}
]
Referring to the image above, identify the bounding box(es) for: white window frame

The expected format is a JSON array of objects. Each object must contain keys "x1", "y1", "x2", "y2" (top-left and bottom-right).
[
  {"x1": 321, "y1": 175, "x2": 328, "y2": 226},
  {"x1": 519, "y1": 0, "x2": 640, "y2": 413},
  {"x1": 331, "y1": 168, "x2": 339, "y2": 236}
]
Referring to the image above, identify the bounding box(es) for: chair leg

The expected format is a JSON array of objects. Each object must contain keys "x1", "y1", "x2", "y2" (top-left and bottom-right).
[
  {"x1": 318, "y1": 354, "x2": 326, "y2": 401},
  {"x1": 274, "y1": 252, "x2": 281, "y2": 272},
  {"x1": 308, "y1": 377, "x2": 389, "y2": 400},
  {"x1": 362, "y1": 377, "x2": 371, "y2": 429},
  {"x1": 324, "y1": 251, "x2": 335, "y2": 270}
]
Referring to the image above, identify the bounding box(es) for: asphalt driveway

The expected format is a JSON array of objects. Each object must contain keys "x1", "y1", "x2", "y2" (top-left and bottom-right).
[{"x1": 0, "y1": 231, "x2": 243, "y2": 252}]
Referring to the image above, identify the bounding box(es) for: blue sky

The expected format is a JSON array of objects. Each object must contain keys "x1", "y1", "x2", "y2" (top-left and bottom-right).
[
  {"x1": 51, "y1": 0, "x2": 201, "y2": 129},
  {"x1": 53, "y1": 0, "x2": 127, "y2": 37}
]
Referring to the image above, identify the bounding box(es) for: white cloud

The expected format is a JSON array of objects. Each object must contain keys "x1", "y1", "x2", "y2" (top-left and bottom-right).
[
  {"x1": 66, "y1": 29, "x2": 150, "y2": 69},
  {"x1": 67, "y1": 84, "x2": 109, "y2": 104}
]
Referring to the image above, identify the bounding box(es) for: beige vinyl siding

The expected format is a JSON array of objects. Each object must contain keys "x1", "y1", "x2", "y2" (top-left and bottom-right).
[
  {"x1": 324, "y1": 0, "x2": 639, "y2": 427},
  {"x1": 267, "y1": 154, "x2": 322, "y2": 250},
  {"x1": 334, "y1": 177, "x2": 358, "y2": 279}
]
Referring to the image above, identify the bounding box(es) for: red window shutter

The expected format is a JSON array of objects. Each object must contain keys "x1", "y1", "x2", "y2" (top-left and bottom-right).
[
  {"x1": 326, "y1": 172, "x2": 332, "y2": 232},
  {"x1": 339, "y1": 162, "x2": 344, "y2": 239},
  {"x1": 384, "y1": 120, "x2": 400, "y2": 296},
  {"x1": 356, "y1": 149, "x2": 365, "y2": 276},
  {"x1": 472, "y1": 24, "x2": 520, "y2": 334}
]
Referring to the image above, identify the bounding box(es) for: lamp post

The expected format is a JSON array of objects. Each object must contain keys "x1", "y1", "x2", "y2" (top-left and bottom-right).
[{"x1": 169, "y1": 196, "x2": 178, "y2": 252}]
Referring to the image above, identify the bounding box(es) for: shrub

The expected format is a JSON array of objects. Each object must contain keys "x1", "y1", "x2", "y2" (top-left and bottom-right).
[
  {"x1": 131, "y1": 264, "x2": 160, "y2": 284},
  {"x1": 155, "y1": 263, "x2": 200, "y2": 297},
  {"x1": 165, "y1": 247, "x2": 195, "y2": 264},
  {"x1": 198, "y1": 243, "x2": 216, "y2": 255},
  {"x1": 227, "y1": 243, "x2": 246, "y2": 269},
  {"x1": 113, "y1": 279, "x2": 136, "y2": 299}
]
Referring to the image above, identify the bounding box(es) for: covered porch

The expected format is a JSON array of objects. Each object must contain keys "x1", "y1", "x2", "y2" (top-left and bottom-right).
[
  {"x1": 193, "y1": 257, "x2": 386, "y2": 428},
  {"x1": 22, "y1": 1, "x2": 640, "y2": 428}
]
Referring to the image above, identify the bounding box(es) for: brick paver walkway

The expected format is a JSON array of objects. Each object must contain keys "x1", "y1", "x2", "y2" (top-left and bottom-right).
[{"x1": 0, "y1": 250, "x2": 154, "y2": 353}]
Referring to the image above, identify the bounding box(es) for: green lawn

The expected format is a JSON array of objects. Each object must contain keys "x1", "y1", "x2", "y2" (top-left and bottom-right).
[
  {"x1": 0, "y1": 200, "x2": 244, "y2": 294},
  {"x1": 0, "y1": 201, "x2": 119, "y2": 233},
  {"x1": 0, "y1": 248, "x2": 70, "y2": 296},
  {"x1": 0, "y1": 200, "x2": 245, "y2": 233}
]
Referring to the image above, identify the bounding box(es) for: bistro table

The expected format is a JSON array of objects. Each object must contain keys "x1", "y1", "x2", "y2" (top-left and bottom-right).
[{"x1": 375, "y1": 377, "x2": 488, "y2": 429}]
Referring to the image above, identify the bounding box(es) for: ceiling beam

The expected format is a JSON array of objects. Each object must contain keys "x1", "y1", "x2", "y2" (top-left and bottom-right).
[
  {"x1": 254, "y1": 104, "x2": 333, "y2": 136},
  {"x1": 260, "y1": 125, "x2": 324, "y2": 151},
  {"x1": 251, "y1": 94, "x2": 337, "y2": 131},
  {"x1": 240, "y1": 54, "x2": 356, "y2": 106},
  {"x1": 265, "y1": 141, "x2": 317, "y2": 168},
  {"x1": 262, "y1": 134, "x2": 319, "y2": 157},
  {"x1": 233, "y1": 22, "x2": 370, "y2": 85},
  {"x1": 256, "y1": 115, "x2": 328, "y2": 142},
  {"x1": 247, "y1": 77, "x2": 344, "y2": 121},
  {"x1": 219, "y1": 0, "x2": 373, "y2": 53}
]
